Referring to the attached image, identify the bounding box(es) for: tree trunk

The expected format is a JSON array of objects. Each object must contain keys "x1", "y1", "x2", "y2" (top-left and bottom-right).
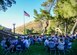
[
  {"x1": 42, "y1": 20, "x2": 49, "y2": 34},
  {"x1": 45, "y1": 20, "x2": 49, "y2": 33},
  {"x1": 64, "y1": 22, "x2": 67, "y2": 36},
  {"x1": 70, "y1": 19, "x2": 77, "y2": 34}
]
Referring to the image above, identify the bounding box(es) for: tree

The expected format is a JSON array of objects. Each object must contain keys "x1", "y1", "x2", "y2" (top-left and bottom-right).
[
  {"x1": 54, "y1": 0, "x2": 77, "y2": 35},
  {"x1": 25, "y1": 28, "x2": 34, "y2": 34},
  {"x1": 34, "y1": 0, "x2": 77, "y2": 35},
  {"x1": 36, "y1": 1, "x2": 55, "y2": 34},
  {"x1": 70, "y1": 19, "x2": 77, "y2": 34},
  {"x1": 34, "y1": 0, "x2": 55, "y2": 34},
  {"x1": 34, "y1": 9, "x2": 53, "y2": 34},
  {"x1": 0, "y1": 0, "x2": 16, "y2": 11},
  {"x1": 0, "y1": 25, "x2": 4, "y2": 30}
]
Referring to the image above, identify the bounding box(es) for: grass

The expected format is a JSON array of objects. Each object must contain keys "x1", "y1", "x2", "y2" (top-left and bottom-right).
[
  {"x1": 0, "y1": 43, "x2": 50, "y2": 55},
  {"x1": 0, "y1": 40, "x2": 77, "y2": 55},
  {"x1": 25, "y1": 43, "x2": 50, "y2": 55}
]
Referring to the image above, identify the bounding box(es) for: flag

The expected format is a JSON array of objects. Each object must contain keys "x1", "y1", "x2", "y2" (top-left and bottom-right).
[{"x1": 24, "y1": 11, "x2": 30, "y2": 17}]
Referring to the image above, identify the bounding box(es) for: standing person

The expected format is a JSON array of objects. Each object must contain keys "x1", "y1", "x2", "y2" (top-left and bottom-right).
[
  {"x1": 5, "y1": 38, "x2": 11, "y2": 49},
  {"x1": 29, "y1": 35, "x2": 34, "y2": 45},
  {"x1": 44, "y1": 38, "x2": 49, "y2": 47},
  {"x1": 1, "y1": 37, "x2": 6, "y2": 49},
  {"x1": 57, "y1": 38, "x2": 65, "y2": 55},
  {"x1": 57, "y1": 39, "x2": 65, "y2": 50},
  {"x1": 16, "y1": 38, "x2": 25, "y2": 52},
  {"x1": 37, "y1": 36, "x2": 42, "y2": 44},
  {"x1": 67, "y1": 40, "x2": 72, "y2": 49},
  {"x1": 48, "y1": 39, "x2": 55, "y2": 50},
  {"x1": 76, "y1": 34, "x2": 77, "y2": 39},
  {"x1": 23, "y1": 37, "x2": 30, "y2": 50}
]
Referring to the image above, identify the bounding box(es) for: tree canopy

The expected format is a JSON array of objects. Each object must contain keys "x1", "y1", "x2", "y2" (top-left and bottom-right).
[
  {"x1": 34, "y1": 0, "x2": 77, "y2": 34},
  {"x1": 0, "y1": 0, "x2": 16, "y2": 11}
]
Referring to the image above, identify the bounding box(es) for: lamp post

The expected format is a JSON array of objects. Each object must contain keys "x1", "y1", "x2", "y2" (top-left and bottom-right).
[{"x1": 13, "y1": 23, "x2": 15, "y2": 35}]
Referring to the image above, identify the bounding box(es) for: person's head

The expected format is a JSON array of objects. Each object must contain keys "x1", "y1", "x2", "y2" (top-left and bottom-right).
[
  {"x1": 55, "y1": 33, "x2": 58, "y2": 37},
  {"x1": 60, "y1": 39, "x2": 63, "y2": 42},
  {"x1": 59, "y1": 35, "x2": 62, "y2": 38},
  {"x1": 18, "y1": 37, "x2": 21, "y2": 41},
  {"x1": 46, "y1": 37, "x2": 48, "y2": 40},
  {"x1": 24, "y1": 37, "x2": 28, "y2": 39}
]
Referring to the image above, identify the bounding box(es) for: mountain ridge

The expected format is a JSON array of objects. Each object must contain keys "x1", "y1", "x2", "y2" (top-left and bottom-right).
[{"x1": 15, "y1": 21, "x2": 43, "y2": 34}]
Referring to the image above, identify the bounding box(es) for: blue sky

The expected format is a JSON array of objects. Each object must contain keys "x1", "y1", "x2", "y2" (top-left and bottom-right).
[{"x1": 0, "y1": 0, "x2": 55, "y2": 29}]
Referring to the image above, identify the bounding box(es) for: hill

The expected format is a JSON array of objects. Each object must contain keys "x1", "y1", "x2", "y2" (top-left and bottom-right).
[
  {"x1": 15, "y1": 20, "x2": 59, "y2": 34},
  {"x1": 15, "y1": 21, "x2": 43, "y2": 34}
]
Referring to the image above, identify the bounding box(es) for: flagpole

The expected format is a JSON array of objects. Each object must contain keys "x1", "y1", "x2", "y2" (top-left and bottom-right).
[
  {"x1": 23, "y1": 10, "x2": 30, "y2": 35},
  {"x1": 23, "y1": 11, "x2": 25, "y2": 35}
]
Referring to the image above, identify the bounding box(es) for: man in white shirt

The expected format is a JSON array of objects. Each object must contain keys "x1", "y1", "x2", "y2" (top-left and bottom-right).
[
  {"x1": 23, "y1": 38, "x2": 30, "y2": 49},
  {"x1": 1, "y1": 37, "x2": 6, "y2": 49},
  {"x1": 57, "y1": 39, "x2": 65, "y2": 50},
  {"x1": 44, "y1": 38, "x2": 49, "y2": 47}
]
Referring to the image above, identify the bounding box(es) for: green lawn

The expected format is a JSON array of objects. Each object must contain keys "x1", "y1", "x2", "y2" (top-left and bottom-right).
[
  {"x1": 24, "y1": 43, "x2": 50, "y2": 55},
  {"x1": 0, "y1": 40, "x2": 77, "y2": 55},
  {"x1": 0, "y1": 43, "x2": 50, "y2": 55}
]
